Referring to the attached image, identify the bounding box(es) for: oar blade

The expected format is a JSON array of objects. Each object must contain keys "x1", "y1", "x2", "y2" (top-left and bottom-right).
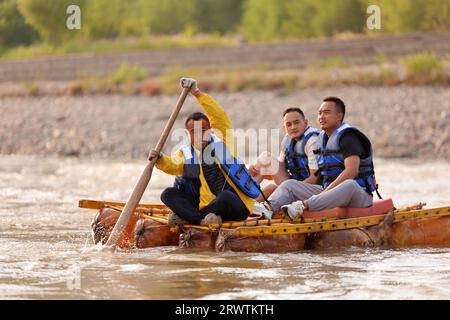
[{"x1": 104, "y1": 163, "x2": 154, "y2": 249}]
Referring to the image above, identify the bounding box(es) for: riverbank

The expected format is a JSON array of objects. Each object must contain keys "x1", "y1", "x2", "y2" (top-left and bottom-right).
[
  {"x1": 1, "y1": 56, "x2": 448, "y2": 97},
  {"x1": 0, "y1": 86, "x2": 448, "y2": 160}
]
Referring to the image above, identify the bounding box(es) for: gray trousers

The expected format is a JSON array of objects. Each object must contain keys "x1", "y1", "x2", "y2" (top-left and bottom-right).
[{"x1": 268, "y1": 179, "x2": 373, "y2": 212}]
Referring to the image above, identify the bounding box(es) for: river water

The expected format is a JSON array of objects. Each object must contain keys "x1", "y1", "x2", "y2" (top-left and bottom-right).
[{"x1": 0, "y1": 155, "x2": 449, "y2": 300}]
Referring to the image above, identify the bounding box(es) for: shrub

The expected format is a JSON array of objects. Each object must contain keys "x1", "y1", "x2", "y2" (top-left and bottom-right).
[
  {"x1": 23, "y1": 81, "x2": 39, "y2": 96},
  {"x1": 311, "y1": 0, "x2": 366, "y2": 37},
  {"x1": 191, "y1": 0, "x2": 243, "y2": 34},
  {"x1": 0, "y1": 0, "x2": 39, "y2": 48},
  {"x1": 140, "y1": 0, "x2": 194, "y2": 35},
  {"x1": 79, "y1": 76, "x2": 111, "y2": 94},
  {"x1": 379, "y1": 67, "x2": 401, "y2": 86},
  {"x1": 109, "y1": 63, "x2": 148, "y2": 85},
  {"x1": 375, "y1": 53, "x2": 389, "y2": 65},
  {"x1": 242, "y1": 0, "x2": 287, "y2": 41},
  {"x1": 401, "y1": 52, "x2": 443, "y2": 77},
  {"x1": 281, "y1": 0, "x2": 316, "y2": 38},
  {"x1": 84, "y1": 0, "x2": 145, "y2": 39}
]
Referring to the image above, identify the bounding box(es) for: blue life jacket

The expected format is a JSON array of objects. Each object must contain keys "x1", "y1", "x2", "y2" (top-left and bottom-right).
[
  {"x1": 174, "y1": 132, "x2": 261, "y2": 199},
  {"x1": 314, "y1": 123, "x2": 377, "y2": 194},
  {"x1": 281, "y1": 126, "x2": 320, "y2": 181},
  {"x1": 173, "y1": 174, "x2": 200, "y2": 202}
]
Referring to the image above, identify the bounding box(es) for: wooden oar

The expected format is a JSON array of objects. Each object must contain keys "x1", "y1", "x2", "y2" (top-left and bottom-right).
[
  {"x1": 104, "y1": 87, "x2": 191, "y2": 250},
  {"x1": 78, "y1": 199, "x2": 168, "y2": 210}
]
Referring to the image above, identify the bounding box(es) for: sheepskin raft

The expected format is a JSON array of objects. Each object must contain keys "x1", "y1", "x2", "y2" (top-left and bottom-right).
[{"x1": 80, "y1": 199, "x2": 450, "y2": 252}]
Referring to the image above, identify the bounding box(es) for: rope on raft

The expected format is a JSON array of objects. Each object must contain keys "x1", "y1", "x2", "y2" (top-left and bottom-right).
[
  {"x1": 103, "y1": 204, "x2": 171, "y2": 217},
  {"x1": 223, "y1": 206, "x2": 450, "y2": 237},
  {"x1": 97, "y1": 201, "x2": 449, "y2": 237}
]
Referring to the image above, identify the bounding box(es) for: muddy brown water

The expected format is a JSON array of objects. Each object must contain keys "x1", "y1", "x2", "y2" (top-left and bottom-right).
[{"x1": 0, "y1": 155, "x2": 449, "y2": 299}]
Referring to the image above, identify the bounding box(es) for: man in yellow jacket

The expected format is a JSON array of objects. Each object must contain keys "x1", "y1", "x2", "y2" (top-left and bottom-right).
[{"x1": 149, "y1": 78, "x2": 256, "y2": 227}]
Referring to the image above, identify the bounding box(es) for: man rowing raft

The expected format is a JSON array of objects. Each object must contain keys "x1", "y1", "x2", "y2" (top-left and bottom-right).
[
  {"x1": 149, "y1": 78, "x2": 260, "y2": 227},
  {"x1": 85, "y1": 79, "x2": 450, "y2": 251}
]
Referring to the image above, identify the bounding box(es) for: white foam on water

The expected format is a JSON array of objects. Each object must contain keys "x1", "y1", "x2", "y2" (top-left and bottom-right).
[
  {"x1": 119, "y1": 264, "x2": 148, "y2": 273},
  {"x1": 158, "y1": 267, "x2": 209, "y2": 275},
  {"x1": 213, "y1": 267, "x2": 285, "y2": 279}
]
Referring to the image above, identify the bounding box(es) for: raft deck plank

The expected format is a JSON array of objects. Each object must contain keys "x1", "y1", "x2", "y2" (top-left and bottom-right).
[{"x1": 226, "y1": 207, "x2": 450, "y2": 237}]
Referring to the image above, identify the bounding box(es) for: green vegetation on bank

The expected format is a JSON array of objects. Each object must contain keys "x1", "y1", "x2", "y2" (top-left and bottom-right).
[
  {"x1": 0, "y1": 0, "x2": 38, "y2": 49},
  {"x1": 1, "y1": 52, "x2": 445, "y2": 98},
  {"x1": 401, "y1": 52, "x2": 446, "y2": 85},
  {"x1": 30, "y1": 52, "x2": 443, "y2": 98},
  {"x1": 1, "y1": 0, "x2": 450, "y2": 58},
  {"x1": 402, "y1": 52, "x2": 443, "y2": 76}
]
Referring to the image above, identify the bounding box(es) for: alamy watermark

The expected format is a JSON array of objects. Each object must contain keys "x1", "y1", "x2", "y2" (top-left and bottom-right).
[
  {"x1": 170, "y1": 122, "x2": 280, "y2": 156},
  {"x1": 66, "y1": 5, "x2": 81, "y2": 30},
  {"x1": 66, "y1": 4, "x2": 381, "y2": 31},
  {"x1": 367, "y1": 5, "x2": 382, "y2": 30}
]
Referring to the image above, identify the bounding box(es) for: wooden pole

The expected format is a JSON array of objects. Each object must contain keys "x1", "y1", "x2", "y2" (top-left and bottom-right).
[{"x1": 104, "y1": 87, "x2": 190, "y2": 250}]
